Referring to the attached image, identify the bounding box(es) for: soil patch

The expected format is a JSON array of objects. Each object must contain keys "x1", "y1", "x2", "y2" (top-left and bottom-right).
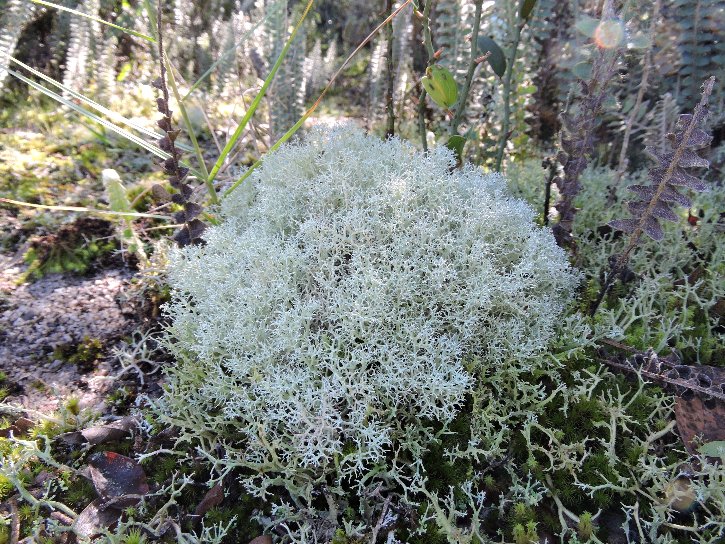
[{"x1": 0, "y1": 265, "x2": 136, "y2": 413}]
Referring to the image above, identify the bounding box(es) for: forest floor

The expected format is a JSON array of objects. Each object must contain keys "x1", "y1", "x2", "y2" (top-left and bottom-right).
[
  {"x1": 1, "y1": 96, "x2": 723, "y2": 543},
  {"x1": 0, "y1": 116, "x2": 166, "y2": 418},
  {"x1": 0, "y1": 102, "x2": 360, "y2": 418},
  {"x1": 0, "y1": 265, "x2": 134, "y2": 413}
]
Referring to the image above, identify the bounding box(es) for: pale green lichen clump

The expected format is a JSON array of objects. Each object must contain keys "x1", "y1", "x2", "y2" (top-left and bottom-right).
[{"x1": 159, "y1": 126, "x2": 578, "y2": 535}]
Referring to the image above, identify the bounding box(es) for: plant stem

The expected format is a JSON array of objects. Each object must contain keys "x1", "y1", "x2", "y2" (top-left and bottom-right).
[
  {"x1": 165, "y1": 59, "x2": 216, "y2": 203},
  {"x1": 225, "y1": 0, "x2": 414, "y2": 197},
  {"x1": 417, "y1": 0, "x2": 435, "y2": 152},
  {"x1": 614, "y1": 0, "x2": 660, "y2": 184},
  {"x1": 543, "y1": 157, "x2": 555, "y2": 225},
  {"x1": 449, "y1": 0, "x2": 484, "y2": 136},
  {"x1": 207, "y1": 0, "x2": 314, "y2": 186},
  {"x1": 385, "y1": 0, "x2": 395, "y2": 137},
  {"x1": 155, "y1": 0, "x2": 194, "y2": 200},
  {"x1": 494, "y1": 13, "x2": 524, "y2": 171}
]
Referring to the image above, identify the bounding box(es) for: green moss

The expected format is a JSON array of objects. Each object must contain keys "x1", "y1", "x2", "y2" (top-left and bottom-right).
[
  {"x1": 30, "y1": 380, "x2": 49, "y2": 393},
  {"x1": 539, "y1": 510, "x2": 560, "y2": 534},
  {"x1": 68, "y1": 337, "x2": 104, "y2": 368},
  {"x1": 199, "y1": 492, "x2": 261, "y2": 543},
  {"x1": 511, "y1": 351, "x2": 680, "y2": 533},
  {"x1": 77, "y1": 143, "x2": 109, "y2": 177},
  {"x1": 420, "y1": 411, "x2": 473, "y2": 499},
  {"x1": 623, "y1": 390, "x2": 657, "y2": 423},
  {"x1": 21, "y1": 236, "x2": 116, "y2": 282},
  {"x1": 65, "y1": 476, "x2": 96, "y2": 509},
  {"x1": 203, "y1": 507, "x2": 236, "y2": 528},
  {"x1": 146, "y1": 455, "x2": 177, "y2": 485},
  {"x1": 122, "y1": 529, "x2": 147, "y2": 544},
  {"x1": 579, "y1": 278, "x2": 601, "y2": 313},
  {"x1": 541, "y1": 396, "x2": 605, "y2": 445},
  {"x1": 18, "y1": 502, "x2": 35, "y2": 529},
  {"x1": 623, "y1": 441, "x2": 646, "y2": 465},
  {"x1": 402, "y1": 521, "x2": 448, "y2": 544},
  {"x1": 65, "y1": 397, "x2": 81, "y2": 416},
  {"x1": 0, "y1": 438, "x2": 13, "y2": 458},
  {"x1": 0, "y1": 474, "x2": 13, "y2": 501},
  {"x1": 28, "y1": 419, "x2": 60, "y2": 439},
  {"x1": 512, "y1": 521, "x2": 538, "y2": 544},
  {"x1": 53, "y1": 336, "x2": 104, "y2": 371},
  {"x1": 0, "y1": 130, "x2": 79, "y2": 207},
  {"x1": 577, "y1": 511, "x2": 595, "y2": 540},
  {"x1": 511, "y1": 502, "x2": 535, "y2": 525},
  {"x1": 16, "y1": 216, "x2": 118, "y2": 283},
  {"x1": 331, "y1": 528, "x2": 349, "y2": 544}
]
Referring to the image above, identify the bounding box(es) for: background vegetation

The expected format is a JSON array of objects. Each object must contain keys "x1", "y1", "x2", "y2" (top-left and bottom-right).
[{"x1": 0, "y1": 0, "x2": 723, "y2": 542}]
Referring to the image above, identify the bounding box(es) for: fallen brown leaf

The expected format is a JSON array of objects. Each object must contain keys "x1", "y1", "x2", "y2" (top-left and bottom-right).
[
  {"x1": 194, "y1": 482, "x2": 225, "y2": 517},
  {"x1": 72, "y1": 498, "x2": 122, "y2": 539},
  {"x1": 675, "y1": 395, "x2": 725, "y2": 455},
  {"x1": 60, "y1": 416, "x2": 138, "y2": 446},
  {"x1": 249, "y1": 536, "x2": 273, "y2": 544},
  {"x1": 88, "y1": 451, "x2": 149, "y2": 508}
]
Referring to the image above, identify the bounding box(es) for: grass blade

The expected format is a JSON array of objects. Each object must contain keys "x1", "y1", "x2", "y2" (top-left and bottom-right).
[
  {"x1": 9, "y1": 67, "x2": 167, "y2": 158},
  {"x1": 207, "y1": 0, "x2": 315, "y2": 185},
  {"x1": 28, "y1": 0, "x2": 156, "y2": 42},
  {"x1": 79, "y1": 121, "x2": 112, "y2": 145},
  {"x1": 0, "y1": 197, "x2": 172, "y2": 220},
  {"x1": 181, "y1": 0, "x2": 286, "y2": 101},
  {"x1": 7, "y1": 55, "x2": 193, "y2": 153},
  {"x1": 7, "y1": 68, "x2": 205, "y2": 178},
  {"x1": 224, "y1": 0, "x2": 413, "y2": 197}
]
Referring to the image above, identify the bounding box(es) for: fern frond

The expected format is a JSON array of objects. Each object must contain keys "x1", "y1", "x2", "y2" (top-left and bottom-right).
[
  {"x1": 610, "y1": 76, "x2": 715, "y2": 243},
  {"x1": 391, "y1": 0, "x2": 413, "y2": 103},
  {"x1": 673, "y1": 0, "x2": 725, "y2": 111},
  {"x1": 264, "y1": 1, "x2": 307, "y2": 141},
  {"x1": 589, "y1": 77, "x2": 717, "y2": 316},
  {"x1": 0, "y1": 0, "x2": 37, "y2": 90},
  {"x1": 368, "y1": 34, "x2": 388, "y2": 124},
  {"x1": 61, "y1": 0, "x2": 101, "y2": 96},
  {"x1": 552, "y1": 4, "x2": 623, "y2": 248},
  {"x1": 643, "y1": 92, "x2": 679, "y2": 155}
]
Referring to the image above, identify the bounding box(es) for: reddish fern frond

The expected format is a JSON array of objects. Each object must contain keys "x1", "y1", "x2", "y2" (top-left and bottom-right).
[
  {"x1": 551, "y1": 9, "x2": 622, "y2": 249},
  {"x1": 151, "y1": 0, "x2": 206, "y2": 247},
  {"x1": 609, "y1": 76, "x2": 714, "y2": 251},
  {"x1": 590, "y1": 76, "x2": 715, "y2": 316}
]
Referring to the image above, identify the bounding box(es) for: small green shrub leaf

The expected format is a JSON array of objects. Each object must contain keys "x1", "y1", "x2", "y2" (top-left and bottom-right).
[
  {"x1": 445, "y1": 135, "x2": 466, "y2": 164},
  {"x1": 572, "y1": 61, "x2": 592, "y2": 80},
  {"x1": 519, "y1": 0, "x2": 537, "y2": 21},
  {"x1": 698, "y1": 441, "x2": 725, "y2": 458},
  {"x1": 576, "y1": 15, "x2": 600, "y2": 38},
  {"x1": 476, "y1": 36, "x2": 506, "y2": 78},
  {"x1": 102, "y1": 170, "x2": 132, "y2": 214},
  {"x1": 628, "y1": 34, "x2": 651, "y2": 49},
  {"x1": 422, "y1": 65, "x2": 459, "y2": 109}
]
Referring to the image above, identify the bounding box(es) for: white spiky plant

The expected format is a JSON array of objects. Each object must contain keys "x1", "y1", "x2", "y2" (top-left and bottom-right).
[
  {"x1": 157, "y1": 126, "x2": 578, "y2": 534},
  {"x1": 62, "y1": 0, "x2": 101, "y2": 96},
  {"x1": 259, "y1": 0, "x2": 308, "y2": 140},
  {"x1": 0, "y1": 0, "x2": 36, "y2": 90}
]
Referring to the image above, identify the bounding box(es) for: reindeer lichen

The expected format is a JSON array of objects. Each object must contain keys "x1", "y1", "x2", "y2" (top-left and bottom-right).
[{"x1": 157, "y1": 126, "x2": 577, "y2": 538}]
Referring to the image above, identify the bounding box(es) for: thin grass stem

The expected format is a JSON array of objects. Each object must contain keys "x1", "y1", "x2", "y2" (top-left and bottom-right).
[{"x1": 224, "y1": 0, "x2": 414, "y2": 198}]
